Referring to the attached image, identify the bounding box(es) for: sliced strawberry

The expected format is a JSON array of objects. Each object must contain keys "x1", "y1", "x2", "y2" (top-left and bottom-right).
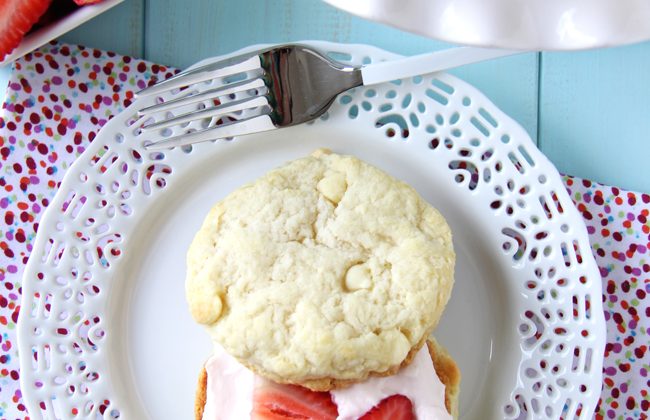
[
  {"x1": 73, "y1": 0, "x2": 104, "y2": 5},
  {"x1": 252, "y1": 381, "x2": 338, "y2": 420},
  {"x1": 0, "y1": 0, "x2": 53, "y2": 60},
  {"x1": 358, "y1": 394, "x2": 415, "y2": 420},
  {"x1": 32, "y1": 0, "x2": 79, "y2": 31}
]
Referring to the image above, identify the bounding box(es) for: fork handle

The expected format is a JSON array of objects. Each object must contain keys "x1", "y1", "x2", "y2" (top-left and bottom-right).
[{"x1": 360, "y1": 47, "x2": 522, "y2": 86}]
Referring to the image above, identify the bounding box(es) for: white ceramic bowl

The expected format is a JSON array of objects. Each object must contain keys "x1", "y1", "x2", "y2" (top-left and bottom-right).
[{"x1": 324, "y1": 0, "x2": 650, "y2": 50}]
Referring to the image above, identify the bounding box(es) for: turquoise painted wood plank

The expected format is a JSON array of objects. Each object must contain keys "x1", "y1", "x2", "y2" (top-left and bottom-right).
[
  {"x1": 144, "y1": 0, "x2": 539, "y2": 143},
  {"x1": 539, "y1": 41, "x2": 650, "y2": 193},
  {"x1": 0, "y1": 66, "x2": 11, "y2": 107},
  {"x1": 58, "y1": 0, "x2": 145, "y2": 58}
]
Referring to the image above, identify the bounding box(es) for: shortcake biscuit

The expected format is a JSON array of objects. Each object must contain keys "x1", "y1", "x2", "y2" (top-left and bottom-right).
[{"x1": 186, "y1": 149, "x2": 455, "y2": 390}]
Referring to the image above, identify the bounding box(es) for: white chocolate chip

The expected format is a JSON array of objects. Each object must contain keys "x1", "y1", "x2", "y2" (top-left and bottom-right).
[
  {"x1": 192, "y1": 293, "x2": 223, "y2": 325},
  {"x1": 311, "y1": 148, "x2": 332, "y2": 158},
  {"x1": 345, "y1": 263, "x2": 372, "y2": 291},
  {"x1": 317, "y1": 172, "x2": 347, "y2": 204},
  {"x1": 384, "y1": 330, "x2": 411, "y2": 364}
]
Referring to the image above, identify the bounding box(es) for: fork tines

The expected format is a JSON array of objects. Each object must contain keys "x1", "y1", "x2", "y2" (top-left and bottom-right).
[{"x1": 136, "y1": 51, "x2": 275, "y2": 150}]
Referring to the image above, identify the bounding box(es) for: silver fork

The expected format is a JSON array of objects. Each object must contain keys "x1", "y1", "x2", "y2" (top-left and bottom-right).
[{"x1": 137, "y1": 45, "x2": 519, "y2": 150}]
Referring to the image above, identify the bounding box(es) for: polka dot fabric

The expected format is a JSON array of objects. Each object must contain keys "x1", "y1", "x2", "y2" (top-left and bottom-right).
[
  {"x1": 0, "y1": 41, "x2": 176, "y2": 419},
  {"x1": 563, "y1": 176, "x2": 650, "y2": 420},
  {"x1": 0, "y1": 41, "x2": 646, "y2": 419}
]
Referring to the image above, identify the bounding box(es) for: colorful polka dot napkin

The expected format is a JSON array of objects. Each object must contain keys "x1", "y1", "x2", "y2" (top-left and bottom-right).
[{"x1": 0, "y1": 41, "x2": 648, "y2": 419}]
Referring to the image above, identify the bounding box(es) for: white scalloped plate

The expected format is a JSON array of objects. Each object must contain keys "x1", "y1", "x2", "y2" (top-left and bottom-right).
[{"x1": 18, "y1": 41, "x2": 605, "y2": 420}]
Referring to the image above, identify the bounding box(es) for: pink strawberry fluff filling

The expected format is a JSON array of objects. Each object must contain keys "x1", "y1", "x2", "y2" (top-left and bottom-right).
[{"x1": 201, "y1": 345, "x2": 451, "y2": 420}]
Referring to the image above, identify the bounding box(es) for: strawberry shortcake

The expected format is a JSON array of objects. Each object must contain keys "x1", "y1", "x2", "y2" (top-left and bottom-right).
[{"x1": 186, "y1": 149, "x2": 459, "y2": 419}]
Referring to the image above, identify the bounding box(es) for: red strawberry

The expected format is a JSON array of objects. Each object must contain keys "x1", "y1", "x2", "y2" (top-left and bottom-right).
[
  {"x1": 252, "y1": 381, "x2": 338, "y2": 420},
  {"x1": 359, "y1": 395, "x2": 415, "y2": 420},
  {"x1": 73, "y1": 0, "x2": 105, "y2": 5},
  {"x1": 0, "y1": 0, "x2": 53, "y2": 60}
]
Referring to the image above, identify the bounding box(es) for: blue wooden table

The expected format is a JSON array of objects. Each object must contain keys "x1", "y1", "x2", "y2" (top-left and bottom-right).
[{"x1": 2, "y1": 0, "x2": 649, "y2": 193}]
